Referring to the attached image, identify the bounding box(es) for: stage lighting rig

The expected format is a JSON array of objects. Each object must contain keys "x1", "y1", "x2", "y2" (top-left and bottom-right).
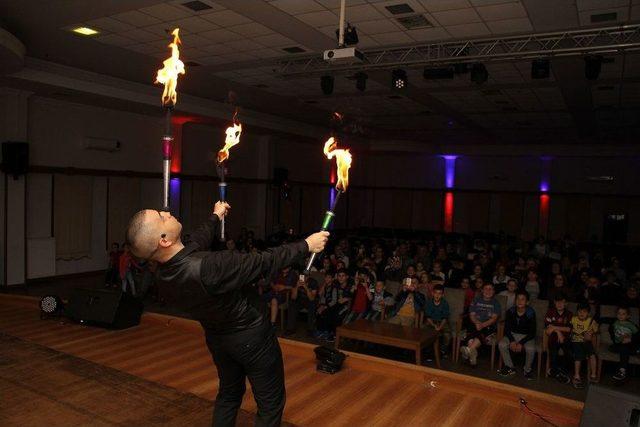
[{"x1": 392, "y1": 69, "x2": 407, "y2": 90}]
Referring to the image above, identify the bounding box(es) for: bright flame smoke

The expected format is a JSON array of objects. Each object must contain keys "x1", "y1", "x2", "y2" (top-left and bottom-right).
[
  {"x1": 323, "y1": 137, "x2": 352, "y2": 192},
  {"x1": 218, "y1": 111, "x2": 242, "y2": 163},
  {"x1": 155, "y1": 28, "x2": 185, "y2": 107}
]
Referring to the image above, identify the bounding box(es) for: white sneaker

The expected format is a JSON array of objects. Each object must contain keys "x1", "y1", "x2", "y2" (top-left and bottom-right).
[
  {"x1": 460, "y1": 346, "x2": 470, "y2": 360},
  {"x1": 469, "y1": 347, "x2": 478, "y2": 366}
]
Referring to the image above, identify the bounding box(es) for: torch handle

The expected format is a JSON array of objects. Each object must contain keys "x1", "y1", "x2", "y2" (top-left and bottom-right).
[
  {"x1": 303, "y1": 210, "x2": 336, "y2": 275},
  {"x1": 162, "y1": 137, "x2": 173, "y2": 211},
  {"x1": 218, "y1": 182, "x2": 227, "y2": 241}
]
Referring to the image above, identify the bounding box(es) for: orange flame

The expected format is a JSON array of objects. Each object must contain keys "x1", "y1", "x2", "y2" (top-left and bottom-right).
[
  {"x1": 155, "y1": 28, "x2": 185, "y2": 107},
  {"x1": 323, "y1": 137, "x2": 352, "y2": 192},
  {"x1": 217, "y1": 111, "x2": 242, "y2": 163}
]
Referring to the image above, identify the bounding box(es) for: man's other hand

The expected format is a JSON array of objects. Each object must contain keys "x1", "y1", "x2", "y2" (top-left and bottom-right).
[{"x1": 305, "y1": 231, "x2": 330, "y2": 254}]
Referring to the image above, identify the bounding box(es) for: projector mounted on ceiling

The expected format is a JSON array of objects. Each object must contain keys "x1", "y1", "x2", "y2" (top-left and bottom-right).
[
  {"x1": 324, "y1": 0, "x2": 363, "y2": 64},
  {"x1": 323, "y1": 47, "x2": 364, "y2": 64}
]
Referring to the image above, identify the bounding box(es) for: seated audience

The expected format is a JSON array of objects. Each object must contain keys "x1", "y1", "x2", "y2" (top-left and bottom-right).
[
  {"x1": 460, "y1": 277, "x2": 475, "y2": 311},
  {"x1": 285, "y1": 275, "x2": 318, "y2": 336},
  {"x1": 264, "y1": 266, "x2": 298, "y2": 326},
  {"x1": 547, "y1": 274, "x2": 571, "y2": 307},
  {"x1": 570, "y1": 303, "x2": 598, "y2": 388},
  {"x1": 600, "y1": 271, "x2": 624, "y2": 306},
  {"x1": 424, "y1": 285, "x2": 451, "y2": 353},
  {"x1": 365, "y1": 280, "x2": 395, "y2": 321},
  {"x1": 498, "y1": 290, "x2": 536, "y2": 379},
  {"x1": 492, "y1": 264, "x2": 511, "y2": 294},
  {"x1": 524, "y1": 270, "x2": 540, "y2": 300},
  {"x1": 498, "y1": 279, "x2": 518, "y2": 310},
  {"x1": 345, "y1": 270, "x2": 373, "y2": 323},
  {"x1": 609, "y1": 306, "x2": 640, "y2": 382},
  {"x1": 387, "y1": 277, "x2": 425, "y2": 326},
  {"x1": 545, "y1": 295, "x2": 572, "y2": 383},
  {"x1": 429, "y1": 261, "x2": 446, "y2": 286},
  {"x1": 460, "y1": 283, "x2": 501, "y2": 367},
  {"x1": 622, "y1": 286, "x2": 640, "y2": 308}
]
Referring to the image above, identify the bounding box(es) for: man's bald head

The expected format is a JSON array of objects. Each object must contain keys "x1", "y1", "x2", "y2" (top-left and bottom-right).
[{"x1": 126, "y1": 210, "x2": 159, "y2": 259}]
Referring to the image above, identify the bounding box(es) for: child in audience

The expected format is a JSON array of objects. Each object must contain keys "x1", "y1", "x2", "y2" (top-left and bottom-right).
[
  {"x1": 424, "y1": 285, "x2": 451, "y2": 354},
  {"x1": 345, "y1": 270, "x2": 372, "y2": 323},
  {"x1": 498, "y1": 290, "x2": 536, "y2": 379},
  {"x1": 498, "y1": 278, "x2": 518, "y2": 310},
  {"x1": 429, "y1": 261, "x2": 446, "y2": 286},
  {"x1": 265, "y1": 266, "x2": 298, "y2": 326},
  {"x1": 418, "y1": 271, "x2": 434, "y2": 299},
  {"x1": 119, "y1": 243, "x2": 138, "y2": 296},
  {"x1": 460, "y1": 277, "x2": 475, "y2": 311},
  {"x1": 460, "y1": 283, "x2": 501, "y2": 367},
  {"x1": 387, "y1": 277, "x2": 425, "y2": 327},
  {"x1": 545, "y1": 295, "x2": 572, "y2": 383},
  {"x1": 492, "y1": 264, "x2": 511, "y2": 294},
  {"x1": 365, "y1": 280, "x2": 395, "y2": 321},
  {"x1": 524, "y1": 270, "x2": 540, "y2": 300},
  {"x1": 570, "y1": 303, "x2": 598, "y2": 388},
  {"x1": 610, "y1": 306, "x2": 640, "y2": 382}
]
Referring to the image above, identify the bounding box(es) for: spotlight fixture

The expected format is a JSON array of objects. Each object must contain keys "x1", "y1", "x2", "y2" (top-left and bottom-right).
[
  {"x1": 40, "y1": 295, "x2": 64, "y2": 319},
  {"x1": 584, "y1": 55, "x2": 602, "y2": 80},
  {"x1": 355, "y1": 72, "x2": 367, "y2": 91},
  {"x1": 72, "y1": 26, "x2": 99, "y2": 36},
  {"x1": 531, "y1": 59, "x2": 550, "y2": 79},
  {"x1": 321, "y1": 75, "x2": 334, "y2": 95},
  {"x1": 392, "y1": 69, "x2": 407, "y2": 90},
  {"x1": 335, "y1": 23, "x2": 359, "y2": 46},
  {"x1": 470, "y1": 63, "x2": 488, "y2": 84}
]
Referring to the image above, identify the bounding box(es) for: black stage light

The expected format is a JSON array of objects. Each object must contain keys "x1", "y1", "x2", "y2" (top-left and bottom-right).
[
  {"x1": 321, "y1": 75, "x2": 334, "y2": 95},
  {"x1": 392, "y1": 69, "x2": 407, "y2": 90},
  {"x1": 470, "y1": 63, "x2": 488, "y2": 84},
  {"x1": 40, "y1": 295, "x2": 64, "y2": 319},
  {"x1": 531, "y1": 59, "x2": 550, "y2": 79},
  {"x1": 424, "y1": 67, "x2": 454, "y2": 79},
  {"x1": 335, "y1": 23, "x2": 359, "y2": 46},
  {"x1": 585, "y1": 55, "x2": 602, "y2": 80},
  {"x1": 355, "y1": 72, "x2": 367, "y2": 91}
]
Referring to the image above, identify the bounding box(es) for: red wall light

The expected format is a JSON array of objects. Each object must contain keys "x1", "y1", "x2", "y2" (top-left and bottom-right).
[
  {"x1": 539, "y1": 194, "x2": 550, "y2": 236},
  {"x1": 444, "y1": 192, "x2": 454, "y2": 232}
]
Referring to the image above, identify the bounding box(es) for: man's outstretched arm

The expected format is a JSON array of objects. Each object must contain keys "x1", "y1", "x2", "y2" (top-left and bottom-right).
[
  {"x1": 187, "y1": 202, "x2": 229, "y2": 251},
  {"x1": 200, "y1": 231, "x2": 329, "y2": 295}
]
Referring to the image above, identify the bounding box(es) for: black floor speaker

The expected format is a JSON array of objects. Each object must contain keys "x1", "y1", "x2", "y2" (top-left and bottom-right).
[
  {"x1": 66, "y1": 288, "x2": 143, "y2": 329},
  {"x1": 580, "y1": 384, "x2": 640, "y2": 427}
]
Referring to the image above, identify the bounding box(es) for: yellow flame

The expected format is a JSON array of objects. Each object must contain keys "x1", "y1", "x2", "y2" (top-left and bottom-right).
[
  {"x1": 324, "y1": 137, "x2": 352, "y2": 192},
  {"x1": 218, "y1": 117, "x2": 242, "y2": 163},
  {"x1": 155, "y1": 28, "x2": 185, "y2": 107}
]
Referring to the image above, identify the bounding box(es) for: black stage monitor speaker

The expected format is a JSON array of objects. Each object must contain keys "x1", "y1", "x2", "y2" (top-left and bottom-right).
[
  {"x1": 273, "y1": 167, "x2": 289, "y2": 187},
  {"x1": 580, "y1": 385, "x2": 640, "y2": 427},
  {"x1": 1, "y1": 141, "x2": 29, "y2": 178},
  {"x1": 66, "y1": 288, "x2": 143, "y2": 329}
]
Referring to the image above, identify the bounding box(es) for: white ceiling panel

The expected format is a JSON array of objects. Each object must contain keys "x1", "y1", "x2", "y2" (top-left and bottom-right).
[
  {"x1": 578, "y1": 7, "x2": 629, "y2": 25},
  {"x1": 486, "y1": 17, "x2": 533, "y2": 34},
  {"x1": 296, "y1": 10, "x2": 339, "y2": 26},
  {"x1": 201, "y1": 10, "x2": 253, "y2": 26},
  {"x1": 139, "y1": 3, "x2": 192, "y2": 21},
  {"x1": 355, "y1": 19, "x2": 403, "y2": 34},
  {"x1": 253, "y1": 33, "x2": 297, "y2": 47},
  {"x1": 407, "y1": 26, "x2": 451, "y2": 42},
  {"x1": 419, "y1": 0, "x2": 473, "y2": 12},
  {"x1": 476, "y1": 2, "x2": 527, "y2": 20},
  {"x1": 200, "y1": 28, "x2": 240, "y2": 42},
  {"x1": 229, "y1": 22, "x2": 274, "y2": 37},
  {"x1": 446, "y1": 22, "x2": 491, "y2": 37},
  {"x1": 111, "y1": 10, "x2": 162, "y2": 27},
  {"x1": 86, "y1": 16, "x2": 135, "y2": 33},
  {"x1": 371, "y1": 31, "x2": 414, "y2": 45},
  {"x1": 173, "y1": 16, "x2": 216, "y2": 33},
  {"x1": 432, "y1": 8, "x2": 482, "y2": 25},
  {"x1": 95, "y1": 33, "x2": 136, "y2": 47},
  {"x1": 576, "y1": 0, "x2": 630, "y2": 11},
  {"x1": 340, "y1": 4, "x2": 387, "y2": 22},
  {"x1": 271, "y1": 0, "x2": 325, "y2": 15}
]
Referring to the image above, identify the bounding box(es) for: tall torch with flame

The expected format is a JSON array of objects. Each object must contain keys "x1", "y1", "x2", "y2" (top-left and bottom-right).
[
  {"x1": 304, "y1": 137, "x2": 352, "y2": 274},
  {"x1": 216, "y1": 109, "x2": 242, "y2": 240},
  {"x1": 155, "y1": 28, "x2": 185, "y2": 210}
]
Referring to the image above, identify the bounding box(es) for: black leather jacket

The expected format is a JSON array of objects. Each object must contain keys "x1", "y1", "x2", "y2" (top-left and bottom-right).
[{"x1": 157, "y1": 215, "x2": 309, "y2": 335}]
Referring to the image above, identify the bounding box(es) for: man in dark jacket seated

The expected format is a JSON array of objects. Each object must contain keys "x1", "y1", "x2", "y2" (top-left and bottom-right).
[
  {"x1": 125, "y1": 202, "x2": 329, "y2": 427},
  {"x1": 497, "y1": 290, "x2": 537, "y2": 380}
]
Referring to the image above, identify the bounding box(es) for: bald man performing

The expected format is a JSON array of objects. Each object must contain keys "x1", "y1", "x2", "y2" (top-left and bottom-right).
[{"x1": 125, "y1": 202, "x2": 329, "y2": 427}]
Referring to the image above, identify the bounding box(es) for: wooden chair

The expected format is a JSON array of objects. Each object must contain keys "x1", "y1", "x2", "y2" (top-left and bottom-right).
[{"x1": 443, "y1": 288, "x2": 465, "y2": 362}]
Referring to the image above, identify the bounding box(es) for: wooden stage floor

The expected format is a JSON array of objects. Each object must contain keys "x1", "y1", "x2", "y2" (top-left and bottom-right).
[{"x1": 0, "y1": 295, "x2": 583, "y2": 426}]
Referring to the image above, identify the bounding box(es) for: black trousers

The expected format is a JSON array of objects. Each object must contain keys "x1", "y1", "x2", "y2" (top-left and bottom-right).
[{"x1": 205, "y1": 322, "x2": 285, "y2": 427}]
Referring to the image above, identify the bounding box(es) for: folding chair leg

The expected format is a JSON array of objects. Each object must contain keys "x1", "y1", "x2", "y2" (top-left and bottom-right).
[
  {"x1": 537, "y1": 352, "x2": 542, "y2": 378},
  {"x1": 491, "y1": 345, "x2": 495, "y2": 371}
]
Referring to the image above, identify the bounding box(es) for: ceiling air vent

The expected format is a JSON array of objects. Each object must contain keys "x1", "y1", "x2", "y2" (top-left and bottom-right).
[
  {"x1": 385, "y1": 4, "x2": 414, "y2": 15},
  {"x1": 182, "y1": 1, "x2": 212, "y2": 11},
  {"x1": 396, "y1": 14, "x2": 432, "y2": 30},
  {"x1": 282, "y1": 46, "x2": 306, "y2": 53},
  {"x1": 591, "y1": 12, "x2": 617, "y2": 23}
]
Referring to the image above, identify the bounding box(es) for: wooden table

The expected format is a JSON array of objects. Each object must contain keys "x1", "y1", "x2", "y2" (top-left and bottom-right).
[{"x1": 335, "y1": 318, "x2": 441, "y2": 367}]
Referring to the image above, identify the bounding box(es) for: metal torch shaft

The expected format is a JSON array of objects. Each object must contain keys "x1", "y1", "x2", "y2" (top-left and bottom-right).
[
  {"x1": 162, "y1": 108, "x2": 173, "y2": 211},
  {"x1": 219, "y1": 181, "x2": 227, "y2": 241},
  {"x1": 304, "y1": 190, "x2": 342, "y2": 274}
]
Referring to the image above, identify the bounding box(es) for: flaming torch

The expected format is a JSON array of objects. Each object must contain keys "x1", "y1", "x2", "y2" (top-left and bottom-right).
[
  {"x1": 304, "y1": 136, "x2": 352, "y2": 274},
  {"x1": 155, "y1": 28, "x2": 185, "y2": 210},
  {"x1": 216, "y1": 109, "x2": 242, "y2": 240}
]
